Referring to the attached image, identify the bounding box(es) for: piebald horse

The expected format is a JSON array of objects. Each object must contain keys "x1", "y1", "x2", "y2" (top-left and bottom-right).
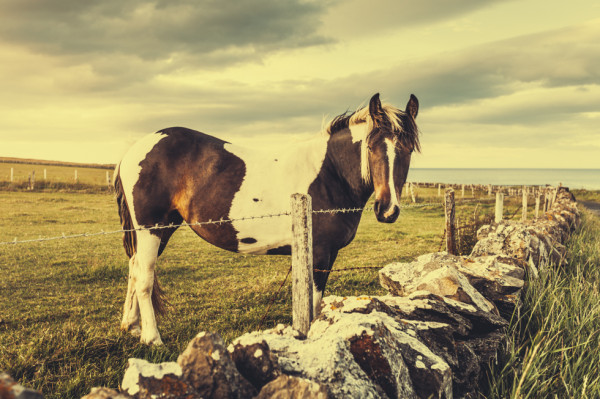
[{"x1": 115, "y1": 93, "x2": 420, "y2": 345}]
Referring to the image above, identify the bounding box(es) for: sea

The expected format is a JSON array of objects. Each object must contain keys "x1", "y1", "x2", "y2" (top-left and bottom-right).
[{"x1": 407, "y1": 169, "x2": 600, "y2": 190}]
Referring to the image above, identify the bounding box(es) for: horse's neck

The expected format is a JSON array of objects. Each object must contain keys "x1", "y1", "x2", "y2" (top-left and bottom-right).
[{"x1": 319, "y1": 130, "x2": 374, "y2": 208}]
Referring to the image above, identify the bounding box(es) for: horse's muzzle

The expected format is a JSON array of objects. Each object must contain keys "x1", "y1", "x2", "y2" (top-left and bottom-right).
[{"x1": 374, "y1": 201, "x2": 400, "y2": 223}]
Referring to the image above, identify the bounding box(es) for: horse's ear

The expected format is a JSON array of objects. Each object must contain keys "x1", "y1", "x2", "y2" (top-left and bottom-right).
[
  {"x1": 369, "y1": 93, "x2": 383, "y2": 119},
  {"x1": 406, "y1": 94, "x2": 419, "y2": 119}
]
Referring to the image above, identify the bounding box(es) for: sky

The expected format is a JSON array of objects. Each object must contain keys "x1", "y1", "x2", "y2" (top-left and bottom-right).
[{"x1": 1, "y1": 0, "x2": 599, "y2": 168}]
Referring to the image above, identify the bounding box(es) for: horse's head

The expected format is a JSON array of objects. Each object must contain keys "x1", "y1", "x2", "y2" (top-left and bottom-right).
[{"x1": 364, "y1": 93, "x2": 420, "y2": 223}]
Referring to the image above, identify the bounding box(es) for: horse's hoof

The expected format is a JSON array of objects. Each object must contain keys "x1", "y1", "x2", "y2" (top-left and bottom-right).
[
  {"x1": 140, "y1": 334, "x2": 164, "y2": 346},
  {"x1": 121, "y1": 323, "x2": 142, "y2": 337}
]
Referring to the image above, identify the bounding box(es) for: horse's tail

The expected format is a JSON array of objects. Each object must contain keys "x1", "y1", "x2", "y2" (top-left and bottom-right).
[
  {"x1": 114, "y1": 164, "x2": 136, "y2": 258},
  {"x1": 114, "y1": 164, "x2": 167, "y2": 316}
]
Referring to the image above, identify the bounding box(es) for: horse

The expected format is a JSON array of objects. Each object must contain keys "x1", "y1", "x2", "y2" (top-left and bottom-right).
[{"x1": 114, "y1": 93, "x2": 420, "y2": 345}]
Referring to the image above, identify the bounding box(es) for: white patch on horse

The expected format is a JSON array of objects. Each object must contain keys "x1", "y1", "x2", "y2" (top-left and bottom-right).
[
  {"x1": 225, "y1": 135, "x2": 328, "y2": 254},
  {"x1": 119, "y1": 132, "x2": 167, "y2": 227},
  {"x1": 384, "y1": 138, "x2": 400, "y2": 218}
]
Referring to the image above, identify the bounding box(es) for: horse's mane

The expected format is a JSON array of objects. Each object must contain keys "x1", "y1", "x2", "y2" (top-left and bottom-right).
[
  {"x1": 325, "y1": 104, "x2": 421, "y2": 153},
  {"x1": 324, "y1": 103, "x2": 420, "y2": 183}
]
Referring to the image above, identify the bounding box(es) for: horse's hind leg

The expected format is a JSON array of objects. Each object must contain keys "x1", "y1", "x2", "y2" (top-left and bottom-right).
[
  {"x1": 121, "y1": 253, "x2": 141, "y2": 336},
  {"x1": 132, "y1": 230, "x2": 163, "y2": 345}
]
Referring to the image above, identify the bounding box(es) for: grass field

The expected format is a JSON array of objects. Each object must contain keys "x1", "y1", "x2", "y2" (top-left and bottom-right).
[
  {"x1": 1, "y1": 161, "x2": 114, "y2": 189},
  {"x1": 0, "y1": 181, "x2": 516, "y2": 398},
  {"x1": 1, "y1": 164, "x2": 585, "y2": 398}
]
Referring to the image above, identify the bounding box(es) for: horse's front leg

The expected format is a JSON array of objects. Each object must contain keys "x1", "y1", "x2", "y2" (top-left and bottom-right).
[
  {"x1": 312, "y1": 248, "x2": 338, "y2": 317},
  {"x1": 132, "y1": 231, "x2": 163, "y2": 345},
  {"x1": 121, "y1": 254, "x2": 141, "y2": 336}
]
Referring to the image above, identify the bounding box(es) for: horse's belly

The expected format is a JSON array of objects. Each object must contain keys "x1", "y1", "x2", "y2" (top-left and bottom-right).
[{"x1": 233, "y1": 217, "x2": 292, "y2": 255}]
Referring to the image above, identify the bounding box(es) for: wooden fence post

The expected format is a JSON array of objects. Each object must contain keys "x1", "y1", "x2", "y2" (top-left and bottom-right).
[
  {"x1": 106, "y1": 171, "x2": 111, "y2": 188},
  {"x1": 409, "y1": 183, "x2": 416, "y2": 203},
  {"x1": 488, "y1": 184, "x2": 492, "y2": 197},
  {"x1": 471, "y1": 185, "x2": 474, "y2": 198},
  {"x1": 461, "y1": 184, "x2": 465, "y2": 198},
  {"x1": 495, "y1": 192, "x2": 504, "y2": 223},
  {"x1": 31, "y1": 170, "x2": 35, "y2": 190},
  {"x1": 10, "y1": 167, "x2": 13, "y2": 182},
  {"x1": 438, "y1": 184, "x2": 441, "y2": 197},
  {"x1": 535, "y1": 195, "x2": 541, "y2": 218},
  {"x1": 74, "y1": 169, "x2": 78, "y2": 183},
  {"x1": 444, "y1": 189, "x2": 456, "y2": 255},
  {"x1": 44, "y1": 168, "x2": 47, "y2": 180},
  {"x1": 551, "y1": 186, "x2": 559, "y2": 209},
  {"x1": 522, "y1": 186, "x2": 528, "y2": 222},
  {"x1": 291, "y1": 193, "x2": 313, "y2": 335}
]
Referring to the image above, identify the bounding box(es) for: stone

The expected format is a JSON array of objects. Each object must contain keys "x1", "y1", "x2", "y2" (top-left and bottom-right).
[
  {"x1": 121, "y1": 359, "x2": 198, "y2": 399},
  {"x1": 228, "y1": 339, "x2": 281, "y2": 391},
  {"x1": 379, "y1": 253, "x2": 496, "y2": 314},
  {"x1": 80, "y1": 387, "x2": 132, "y2": 399},
  {"x1": 256, "y1": 375, "x2": 329, "y2": 399},
  {"x1": 0, "y1": 372, "x2": 44, "y2": 399},
  {"x1": 177, "y1": 331, "x2": 256, "y2": 399}
]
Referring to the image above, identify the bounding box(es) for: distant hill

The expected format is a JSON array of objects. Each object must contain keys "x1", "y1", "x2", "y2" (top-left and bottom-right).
[{"x1": 0, "y1": 156, "x2": 115, "y2": 170}]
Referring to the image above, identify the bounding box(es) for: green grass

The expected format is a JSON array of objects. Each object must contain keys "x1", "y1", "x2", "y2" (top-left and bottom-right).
[
  {"x1": 0, "y1": 184, "x2": 524, "y2": 398},
  {"x1": 484, "y1": 206, "x2": 600, "y2": 398},
  {"x1": 1, "y1": 162, "x2": 113, "y2": 189}
]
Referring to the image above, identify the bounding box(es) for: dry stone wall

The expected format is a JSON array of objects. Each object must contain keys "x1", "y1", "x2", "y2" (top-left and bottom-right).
[{"x1": 1, "y1": 188, "x2": 580, "y2": 399}]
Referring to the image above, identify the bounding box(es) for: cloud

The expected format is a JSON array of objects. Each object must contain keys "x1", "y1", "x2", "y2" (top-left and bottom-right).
[
  {"x1": 0, "y1": 0, "x2": 331, "y2": 84},
  {"x1": 320, "y1": 0, "x2": 510, "y2": 38}
]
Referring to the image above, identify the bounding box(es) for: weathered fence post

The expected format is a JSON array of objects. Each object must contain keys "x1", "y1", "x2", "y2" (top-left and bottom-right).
[
  {"x1": 437, "y1": 184, "x2": 441, "y2": 197},
  {"x1": 43, "y1": 168, "x2": 47, "y2": 180},
  {"x1": 74, "y1": 169, "x2": 78, "y2": 183},
  {"x1": 409, "y1": 183, "x2": 416, "y2": 203},
  {"x1": 522, "y1": 186, "x2": 528, "y2": 222},
  {"x1": 444, "y1": 188, "x2": 457, "y2": 255},
  {"x1": 488, "y1": 184, "x2": 492, "y2": 197},
  {"x1": 471, "y1": 185, "x2": 474, "y2": 198},
  {"x1": 551, "y1": 186, "x2": 559, "y2": 209},
  {"x1": 495, "y1": 192, "x2": 504, "y2": 223},
  {"x1": 10, "y1": 168, "x2": 13, "y2": 182},
  {"x1": 461, "y1": 184, "x2": 465, "y2": 198},
  {"x1": 31, "y1": 170, "x2": 35, "y2": 190},
  {"x1": 291, "y1": 193, "x2": 313, "y2": 335},
  {"x1": 106, "y1": 171, "x2": 111, "y2": 188},
  {"x1": 535, "y1": 195, "x2": 541, "y2": 218}
]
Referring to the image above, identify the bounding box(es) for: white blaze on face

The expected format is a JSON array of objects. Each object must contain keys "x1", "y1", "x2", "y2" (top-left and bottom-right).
[{"x1": 384, "y1": 138, "x2": 400, "y2": 218}]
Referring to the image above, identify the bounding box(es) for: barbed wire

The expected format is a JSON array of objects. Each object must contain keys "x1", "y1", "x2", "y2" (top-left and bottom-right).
[{"x1": 0, "y1": 196, "x2": 496, "y2": 246}]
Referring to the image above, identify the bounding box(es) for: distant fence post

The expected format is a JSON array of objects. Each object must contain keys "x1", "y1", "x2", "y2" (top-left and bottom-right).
[
  {"x1": 522, "y1": 186, "x2": 528, "y2": 222},
  {"x1": 106, "y1": 171, "x2": 111, "y2": 188},
  {"x1": 10, "y1": 168, "x2": 13, "y2": 182},
  {"x1": 438, "y1": 184, "x2": 441, "y2": 197},
  {"x1": 488, "y1": 184, "x2": 492, "y2": 197},
  {"x1": 291, "y1": 193, "x2": 313, "y2": 335},
  {"x1": 444, "y1": 188, "x2": 457, "y2": 255},
  {"x1": 461, "y1": 184, "x2": 465, "y2": 198},
  {"x1": 43, "y1": 168, "x2": 47, "y2": 180},
  {"x1": 535, "y1": 195, "x2": 541, "y2": 218},
  {"x1": 31, "y1": 170, "x2": 35, "y2": 190},
  {"x1": 495, "y1": 192, "x2": 504, "y2": 223},
  {"x1": 471, "y1": 185, "x2": 474, "y2": 198},
  {"x1": 74, "y1": 169, "x2": 78, "y2": 183},
  {"x1": 409, "y1": 183, "x2": 416, "y2": 203}
]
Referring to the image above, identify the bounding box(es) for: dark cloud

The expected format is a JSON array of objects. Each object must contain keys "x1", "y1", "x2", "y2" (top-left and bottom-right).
[
  {"x1": 0, "y1": 0, "x2": 330, "y2": 60},
  {"x1": 322, "y1": 0, "x2": 511, "y2": 37}
]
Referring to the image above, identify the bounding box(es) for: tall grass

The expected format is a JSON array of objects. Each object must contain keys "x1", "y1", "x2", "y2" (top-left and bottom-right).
[{"x1": 485, "y1": 208, "x2": 600, "y2": 398}]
